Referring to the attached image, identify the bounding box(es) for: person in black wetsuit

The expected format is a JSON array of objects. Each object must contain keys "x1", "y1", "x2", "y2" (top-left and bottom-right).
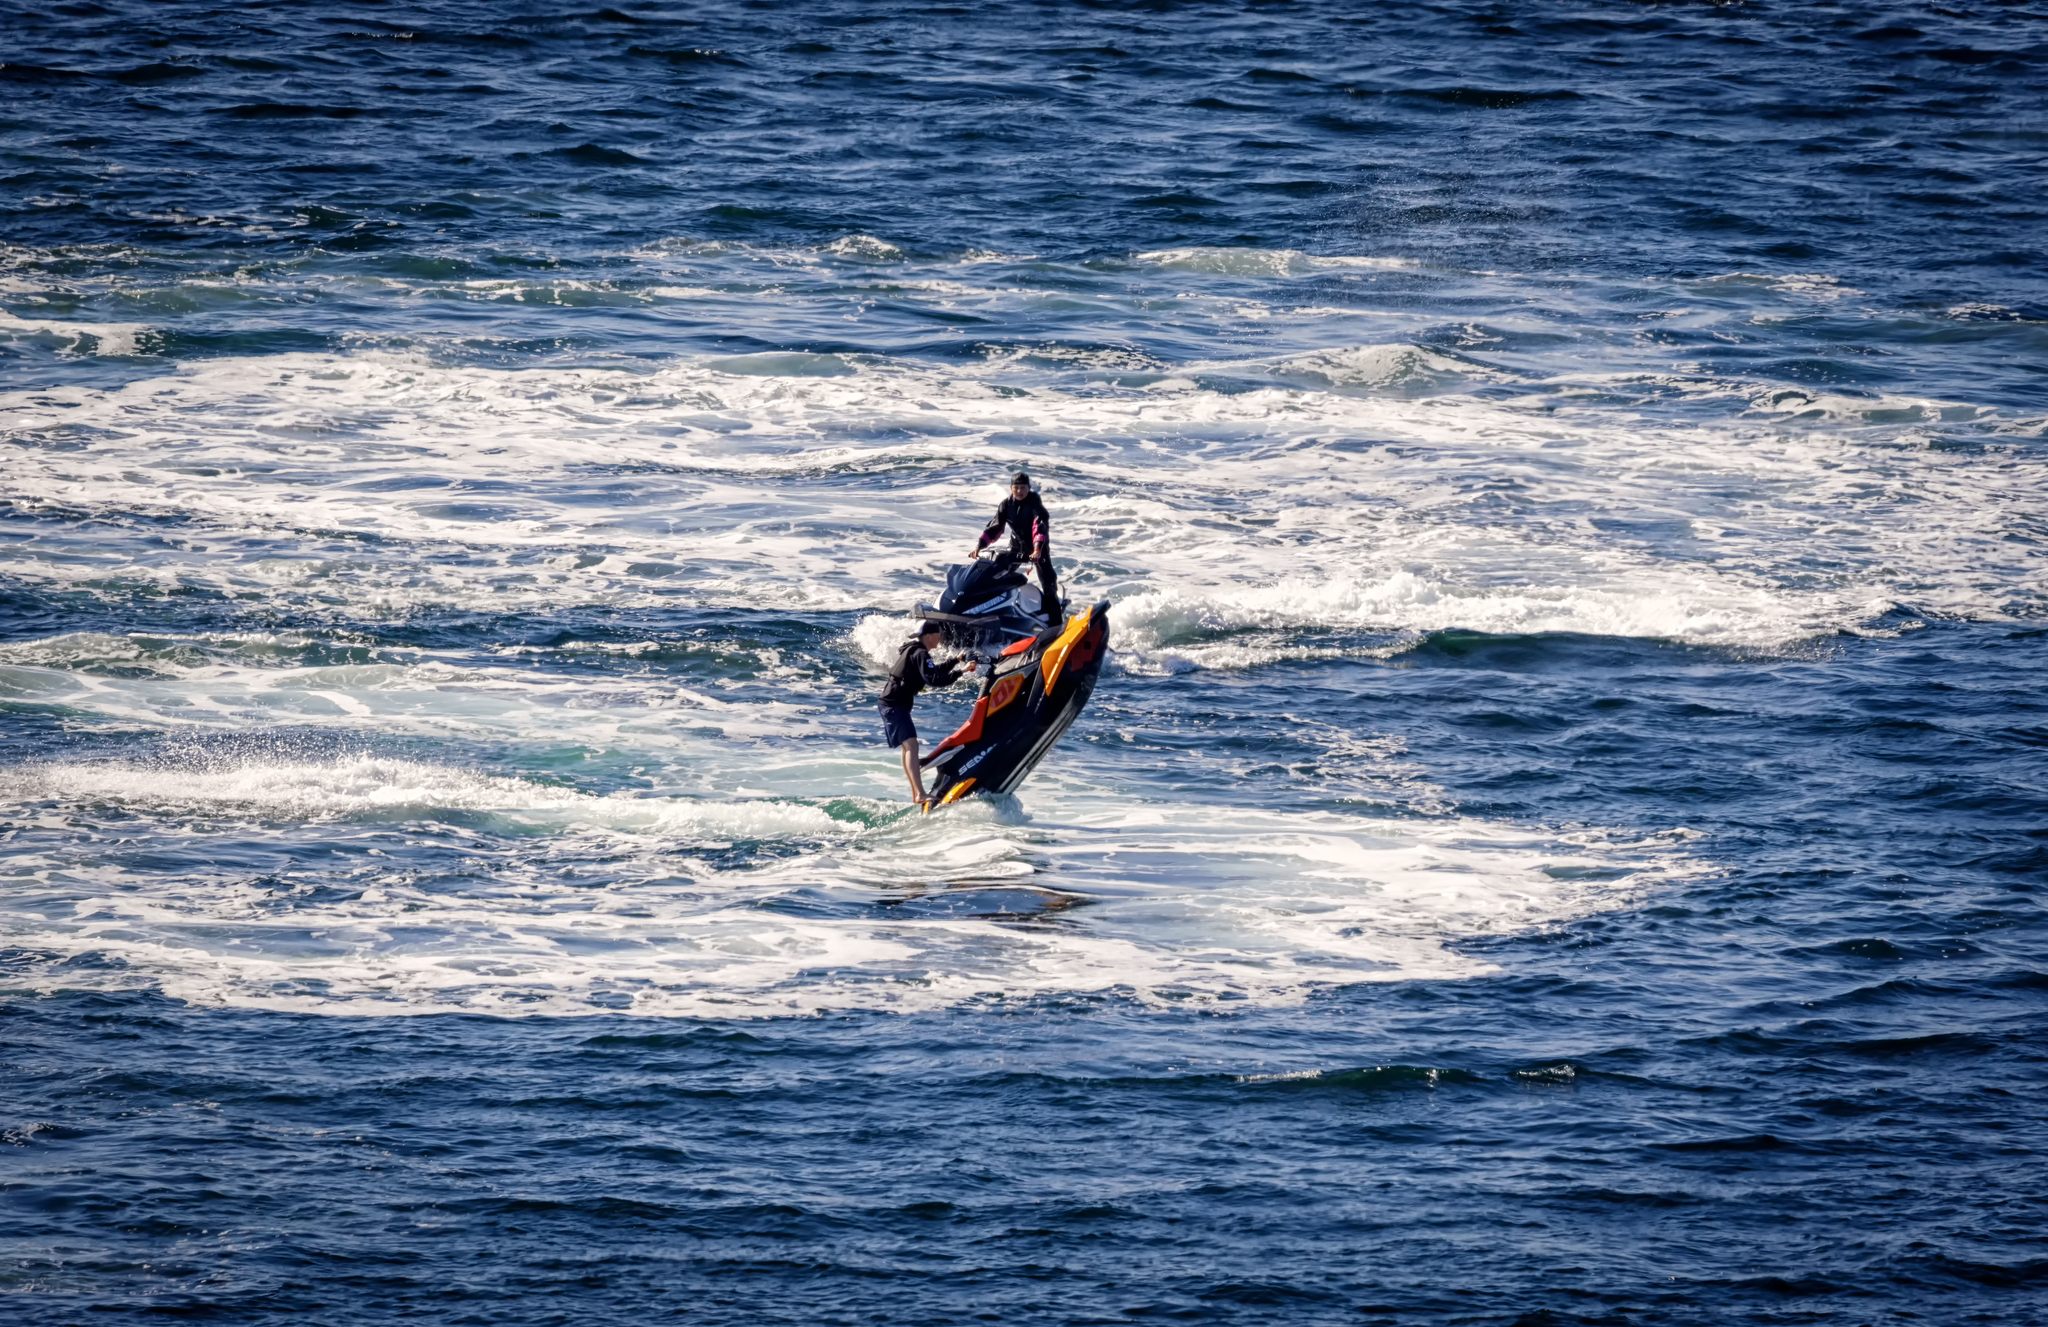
[
  {"x1": 879, "y1": 619, "x2": 979, "y2": 806},
  {"x1": 973, "y1": 470, "x2": 1060, "y2": 621}
]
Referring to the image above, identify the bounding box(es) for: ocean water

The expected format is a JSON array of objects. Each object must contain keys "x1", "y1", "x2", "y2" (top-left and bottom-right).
[{"x1": 4, "y1": 1, "x2": 2047, "y2": 1321}]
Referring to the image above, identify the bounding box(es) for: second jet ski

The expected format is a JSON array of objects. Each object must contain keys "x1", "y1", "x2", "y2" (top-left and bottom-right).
[{"x1": 915, "y1": 552, "x2": 1060, "y2": 656}]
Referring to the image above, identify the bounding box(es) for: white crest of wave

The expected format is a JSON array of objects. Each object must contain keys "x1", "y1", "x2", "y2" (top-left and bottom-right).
[
  {"x1": 1110, "y1": 569, "x2": 1852, "y2": 668},
  {"x1": 1265, "y1": 343, "x2": 1502, "y2": 391},
  {"x1": 0, "y1": 308, "x2": 151, "y2": 356},
  {"x1": 1135, "y1": 247, "x2": 1419, "y2": 276},
  {"x1": 849, "y1": 612, "x2": 936, "y2": 669},
  {"x1": 1744, "y1": 386, "x2": 1988, "y2": 425},
  {"x1": 824, "y1": 233, "x2": 905, "y2": 262},
  {"x1": 1695, "y1": 271, "x2": 1864, "y2": 302}
]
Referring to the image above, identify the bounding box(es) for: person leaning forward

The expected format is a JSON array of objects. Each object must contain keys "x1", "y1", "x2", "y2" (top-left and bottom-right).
[
  {"x1": 879, "y1": 619, "x2": 978, "y2": 807},
  {"x1": 974, "y1": 470, "x2": 1060, "y2": 621}
]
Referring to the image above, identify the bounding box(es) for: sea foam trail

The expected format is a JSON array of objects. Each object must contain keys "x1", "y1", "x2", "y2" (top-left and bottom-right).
[
  {"x1": 1, "y1": 756, "x2": 853, "y2": 839},
  {"x1": 852, "y1": 567, "x2": 1886, "y2": 677},
  {"x1": 0, "y1": 757, "x2": 1694, "y2": 1018},
  {"x1": 0, "y1": 636, "x2": 827, "y2": 750},
  {"x1": 1134, "y1": 247, "x2": 1423, "y2": 276},
  {"x1": 4, "y1": 343, "x2": 2039, "y2": 649}
]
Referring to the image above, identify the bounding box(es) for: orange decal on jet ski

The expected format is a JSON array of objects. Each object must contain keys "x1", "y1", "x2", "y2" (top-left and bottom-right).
[
  {"x1": 939, "y1": 777, "x2": 977, "y2": 805},
  {"x1": 1039, "y1": 607, "x2": 1095, "y2": 693},
  {"x1": 986, "y1": 673, "x2": 1025, "y2": 714},
  {"x1": 928, "y1": 696, "x2": 989, "y2": 757},
  {"x1": 1000, "y1": 634, "x2": 1036, "y2": 658},
  {"x1": 1062, "y1": 618, "x2": 1103, "y2": 677}
]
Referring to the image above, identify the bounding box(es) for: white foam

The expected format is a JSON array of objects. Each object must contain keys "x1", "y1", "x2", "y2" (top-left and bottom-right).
[
  {"x1": 0, "y1": 756, "x2": 1694, "y2": 1017},
  {"x1": 1263, "y1": 343, "x2": 1506, "y2": 392},
  {"x1": 1110, "y1": 569, "x2": 1865, "y2": 670},
  {"x1": 1743, "y1": 386, "x2": 1988, "y2": 425},
  {"x1": 3, "y1": 236, "x2": 2033, "y2": 1023},
  {"x1": 5, "y1": 333, "x2": 2034, "y2": 641},
  {"x1": 1136, "y1": 247, "x2": 1420, "y2": 276},
  {"x1": 0, "y1": 308, "x2": 151, "y2": 355},
  {"x1": 1944, "y1": 303, "x2": 2028, "y2": 322},
  {"x1": 4, "y1": 325, "x2": 2031, "y2": 638},
  {"x1": 1695, "y1": 271, "x2": 1865, "y2": 302},
  {"x1": 3, "y1": 756, "x2": 849, "y2": 839},
  {"x1": 850, "y1": 612, "x2": 934, "y2": 669},
  {"x1": 824, "y1": 233, "x2": 905, "y2": 262}
]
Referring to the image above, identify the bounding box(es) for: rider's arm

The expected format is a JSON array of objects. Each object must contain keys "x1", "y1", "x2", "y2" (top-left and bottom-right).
[
  {"x1": 975, "y1": 501, "x2": 1007, "y2": 551},
  {"x1": 926, "y1": 655, "x2": 966, "y2": 688}
]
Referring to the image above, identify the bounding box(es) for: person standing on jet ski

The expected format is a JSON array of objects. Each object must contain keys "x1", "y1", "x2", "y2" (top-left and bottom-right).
[
  {"x1": 973, "y1": 470, "x2": 1060, "y2": 621},
  {"x1": 880, "y1": 619, "x2": 979, "y2": 807}
]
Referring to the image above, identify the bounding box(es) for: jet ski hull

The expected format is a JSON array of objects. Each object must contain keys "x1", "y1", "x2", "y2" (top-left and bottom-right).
[{"x1": 922, "y1": 601, "x2": 1110, "y2": 806}]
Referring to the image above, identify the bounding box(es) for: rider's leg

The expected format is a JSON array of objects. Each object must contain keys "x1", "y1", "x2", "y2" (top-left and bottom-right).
[
  {"x1": 899, "y1": 737, "x2": 926, "y2": 804},
  {"x1": 1035, "y1": 554, "x2": 1060, "y2": 619}
]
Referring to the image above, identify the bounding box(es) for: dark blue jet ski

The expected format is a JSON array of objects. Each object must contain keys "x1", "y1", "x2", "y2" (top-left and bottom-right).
[{"x1": 916, "y1": 553, "x2": 1058, "y2": 655}]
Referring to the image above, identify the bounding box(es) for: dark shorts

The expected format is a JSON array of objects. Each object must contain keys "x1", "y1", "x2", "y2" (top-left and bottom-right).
[{"x1": 879, "y1": 703, "x2": 917, "y2": 749}]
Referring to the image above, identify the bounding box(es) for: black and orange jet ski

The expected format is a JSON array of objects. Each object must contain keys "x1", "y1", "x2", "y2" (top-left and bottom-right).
[{"x1": 922, "y1": 600, "x2": 1111, "y2": 808}]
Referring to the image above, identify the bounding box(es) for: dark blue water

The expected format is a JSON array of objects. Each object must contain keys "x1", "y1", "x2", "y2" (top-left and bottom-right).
[{"x1": 5, "y1": 3, "x2": 2048, "y2": 1323}]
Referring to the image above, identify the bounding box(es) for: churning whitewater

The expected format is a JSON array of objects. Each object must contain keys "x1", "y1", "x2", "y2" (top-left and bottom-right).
[
  {"x1": 4, "y1": 245, "x2": 1931, "y2": 1020},
  {"x1": 4, "y1": 2, "x2": 2046, "y2": 1323}
]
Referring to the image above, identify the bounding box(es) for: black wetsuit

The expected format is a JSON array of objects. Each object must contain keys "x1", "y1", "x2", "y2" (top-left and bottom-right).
[
  {"x1": 878, "y1": 638, "x2": 966, "y2": 746},
  {"x1": 976, "y1": 491, "x2": 1059, "y2": 612}
]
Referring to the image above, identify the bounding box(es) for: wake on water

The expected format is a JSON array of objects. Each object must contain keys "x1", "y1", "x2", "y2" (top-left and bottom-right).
[
  {"x1": 7, "y1": 333, "x2": 2028, "y2": 637},
  {"x1": 3, "y1": 242, "x2": 2039, "y2": 1023},
  {"x1": 0, "y1": 747, "x2": 1693, "y2": 1018}
]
